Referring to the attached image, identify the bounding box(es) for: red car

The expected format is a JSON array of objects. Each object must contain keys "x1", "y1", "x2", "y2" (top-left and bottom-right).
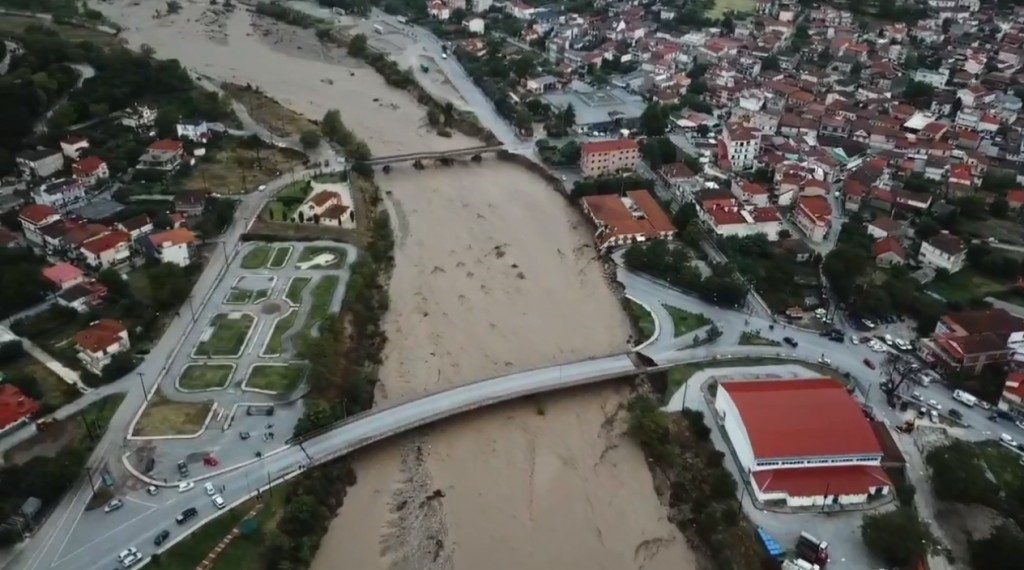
[
  {"x1": 203, "y1": 454, "x2": 219, "y2": 467},
  {"x1": 863, "y1": 358, "x2": 876, "y2": 370}
]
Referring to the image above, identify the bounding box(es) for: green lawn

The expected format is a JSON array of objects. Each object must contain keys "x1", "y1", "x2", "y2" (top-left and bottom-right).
[
  {"x1": 285, "y1": 276, "x2": 311, "y2": 305},
  {"x1": 245, "y1": 363, "x2": 308, "y2": 393},
  {"x1": 268, "y1": 246, "x2": 292, "y2": 269},
  {"x1": 263, "y1": 309, "x2": 299, "y2": 356},
  {"x1": 251, "y1": 288, "x2": 271, "y2": 304},
  {"x1": 627, "y1": 299, "x2": 656, "y2": 339},
  {"x1": 709, "y1": 0, "x2": 755, "y2": 16},
  {"x1": 224, "y1": 289, "x2": 253, "y2": 304},
  {"x1": 664, "y1": 305, "x2": 709, "y2": 337},
  {"x1": 295, "y1": 245, "x2": 347, "y2": 269},
  {"x1": 296, "y1": 275, "x2": 340, "y2": 355},
  {"x1": 133, "y1": 394, "x2": 212, "y2": 437},
  {"x1": 178, "y1": 364, "x2": 234, "y2": 391},
  {"x1": 240, "y1": 245, "x2": 272, "y2": 269},
  {"x1": 0, "y1": 354, "x2": 80, "y2": 409},
  {"x1": 928, "y1": 269, "x2": 1009, "y2": 303},
  {"x1": 195, "y1": 313, "x2": 255, "y2": 357}
]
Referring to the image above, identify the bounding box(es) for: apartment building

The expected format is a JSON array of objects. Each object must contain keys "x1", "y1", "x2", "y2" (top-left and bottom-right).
[{"x1": 579, "y1": 139, "x2": 640, "y2": 177}]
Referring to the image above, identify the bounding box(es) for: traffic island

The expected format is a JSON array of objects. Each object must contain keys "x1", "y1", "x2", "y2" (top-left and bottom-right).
[
  {"x1": 284, "y1": 276, "x2": 311, "y2": 305},
  {"x1": 664, "y1": 305, "x2": 710, "y2": 337},
  {"x1": 192, "y1": 312, "x2": 257, "y2": 358},
  {"x1": 243, "y1": 363, "x2": 308, "y2": 394},
  {"x1": 295, "y1": 245, "x2": 347, "y2": 269},
  {"x1": 132, "y1": 394, "x2": 215, "y2": 438},
  {"x1": 262, "y1": 308, "x2": 299, "y2": 357},
  {"x1": 178, "y1": 363, "x2": 236, "y2": 392}
]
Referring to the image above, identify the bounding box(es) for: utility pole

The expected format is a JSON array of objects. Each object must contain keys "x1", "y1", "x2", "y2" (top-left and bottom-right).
[
  {"x1": 298, "y1": 441, "x2": 312, "y2": 463},
  {"x1": 266, "y1": 470, "x2": 273, "y2": 498},
  {"x1": 137, "y1": 372, "x2": 149, "y2": 402}
]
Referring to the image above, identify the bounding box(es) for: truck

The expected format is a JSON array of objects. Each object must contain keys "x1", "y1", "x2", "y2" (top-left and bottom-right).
[
  {"x1": 953, "y1": 390, "x2": 977, "y2": 407},
  {"x1": 373, "y1": 24, "x2": 383, "y2": 34},
  {"x1": 396, "y1": 15, "x2": 407, "y2": 24},
  {"x1": 795, "y1": 532, "x2": 829, "y2": 567}
]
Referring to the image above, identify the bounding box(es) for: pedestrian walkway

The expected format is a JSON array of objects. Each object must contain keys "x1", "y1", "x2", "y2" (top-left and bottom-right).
[{"x1": 194, "y1": 504, "x2": 264, "y2": 570}]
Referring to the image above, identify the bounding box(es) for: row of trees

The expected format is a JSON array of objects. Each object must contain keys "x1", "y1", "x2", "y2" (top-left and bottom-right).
[{"x1": 623, "y1": 240, "x2": 748, "y2": 308}]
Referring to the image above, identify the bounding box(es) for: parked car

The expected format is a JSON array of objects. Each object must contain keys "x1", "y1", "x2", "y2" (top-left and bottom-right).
[
  {"x1": 863, "y1": 358, "x2": 876, "y2": 370},
  {"x1": 1000, "y1": 433, "x2": 1018, "y2": 447},
  {"x1": 851, "y1": 336, "x2": 860, "y2": 345},
  {"x1": 117, "y1": 548, "x2": 138, "y2": 562},
  {"x1": 153, "y1": 530, "x2": 170, "y2": 546},
  {"x1": 104, "y1": 499, "x2": 124, "y2": 513},
  {"x1": 928, "y1": 400, "x2": 942, "y2": 410},
  {"x1": 783, "y1": 337, "x2": 798, "y2": 347},
  {"x1": 175, "y1": 507, "x2": 198, "y2": 525},
  {"x1": 818, "y1": 356, "x2": 832, "y2": 365},
  {"x1": 177, "y1": 460, "x2": 189, "y2": 477},
  {"x1": 211, "y1": 495, "x2": 226, "y2": 509},
  {"x1": 177, "y1": 481, "x2": 195, "y2": 493},
  {"x1": 929, "y1": 410, "x2": 940, "y2": 424},
  {"x1": 146, "y1": 486, "x2": 159, "y2": 496},
  {"x1": 949, "y1": 409, "x2": 964, "y2": 421},
  {"x1": 204, "y1": 482, "x2": 216, "y2": 496},
  {"x1": 911, "y1": 391, "x2": 923, "y2": 401}
]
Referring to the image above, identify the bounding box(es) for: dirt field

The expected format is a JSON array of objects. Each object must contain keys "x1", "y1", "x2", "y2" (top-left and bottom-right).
[
  {"x1": 183, "y1": 143, "x2": 305, "y2": 194},
  {"x1": 92, "y1": 1, "x2": 693, "y2": 569},
  {"x1": 221, "y1": 82, "x2": 316, "y2": 138}
]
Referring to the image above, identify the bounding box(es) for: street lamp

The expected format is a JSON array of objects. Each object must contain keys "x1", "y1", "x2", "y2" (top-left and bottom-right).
[{"x1": 136, "y1": 372, "x2": 149, "y2": 402}]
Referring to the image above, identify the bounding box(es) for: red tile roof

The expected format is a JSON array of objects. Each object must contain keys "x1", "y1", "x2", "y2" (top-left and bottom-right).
[
  {"x1": 753, "y1": 465, "x2": 890, "y2": 497},
  {"x1": 149, "y1": 228, "x2": 196, "y2": 248},
  {"x1": 1004, "y1": 372, "x2": 1024, "y2": 400},
  {"x1": 321, "y1": 204, "x2": 351, "y2": 219},
  {"x1": 581, "y1": 139, "x2": 639, "y2": 155},
  {"x1": 74, "y1": 319, "x2": 126, "y2": 353},
  {"x1": 1008, "y1": 189, "x2": 1024, "y2": 205},
  {"x1": 308, "y1": 190, "x2": 337, "y2": 208},
  {"x1": 0, "y1": 384, "x2": 40, "y2": 429},
  {"x1": 72, "y1": 156, "x2": 106, "y2": 177},
  {"x1": 19, "y1": 204, "x2": 59, "y2": 225},
  {"x1": 721, "y1": 378, "x2": 883, "y2": 460},
  {"x1": 873, "y1": 236, "x2": 905, "y2": 260},
  {"x1": 797, "y1": 195, "x2": 831, "y2": 222},
  {"x1": 148, "y1": 139, "x2": 183, "y2": 153},
  {"x1": 81, "y1": 230, "x2": 130, "y2": 256},
  {"x1": 42, "y1": 263, "x2": 84, "y2": 286},
  {"x1": 741, "y1": 181, "x2": 768, "y2": 195}
]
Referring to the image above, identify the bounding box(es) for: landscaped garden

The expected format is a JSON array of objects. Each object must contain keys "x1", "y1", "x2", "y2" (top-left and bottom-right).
[
  {"x1": 263, "y1": 309, "x2": 299, "y2": 357},
  {"x1": 224, "y1": 289, "x2": 253, "y2": 304},
  {"x1": 268, "y1": 246, "x2": 293, "y2": 269},
  {"x1": 296, "y1": 275, "x2": 340, "y2": 354},
  {"x1": 285, "y1": 276, "x2": 311, "y2": 305},
  {"x1": 178, "y1": 363, "x2": 235, "y2": 391},
  {"x1": 133, "y1": 394, "x2": 213, "y2": 437},
  {"x1": 240, "y1": 245, "x2": 272, "y2": 269},
  {"x1": 194, "y1": 313, "x2": 255, "y2": 358},
  {"x1": 245, "y1": 363, "x2": 308, "y2": 394},
  {"x1": 664, "y1": 305, "x2": 709, "y2": 336},
  {"x1": 627, "y1": 299, "x2": 655, "y2": 339},
  {"x1": 295, "y1": 245, "x2": 347, "y2": 270}
]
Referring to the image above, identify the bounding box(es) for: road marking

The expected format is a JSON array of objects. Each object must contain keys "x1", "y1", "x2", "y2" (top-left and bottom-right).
[
  {"x1": 124, "y1": 496, "x2": 159, "y2": 508},
  {"x1": 24, "y1": 477, "x2": 91, "y2": 570},
  {"x1": 53, "y1": 505, "x2": 158, "y2": 566}
]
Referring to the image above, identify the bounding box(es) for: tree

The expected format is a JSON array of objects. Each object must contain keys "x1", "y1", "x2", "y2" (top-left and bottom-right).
[
  {"x1": 562, "y1": 103, "x2": 576, "y2": 128},
  {"x1": 97, "y1": 268, "x2": 132, "y2": 300},
  {"x1": 903, "y1": 80, "x2": 936, "y2": 109},
  {"x1": 299, "y1": 129, "x2": 322, "y2": 150},
  {"x1": 926, "y1": 441, "x2": 1001, "y2": 507},
  {"x1": 426, "y1": 107, "x2": 442, "y2": 127},
  {"x1": 990, "y1": 196, "x2": 1010, "y2": 219},
  {"x1": 969, "y1": 523, "x2": 1024, "y2": 570},
  {"x1": 101, "y1": 353, "x2": 138, "y2": 383},
  {"x1": 861, "y1": 508, "x2": 937, "y2": 567},
  {"x1": 915, "y1": 218, "x2": 941, "y2": 241},
  {"x1": 640, "y1": 102, "x2": 669, "y2": 136},
  {"x1": 822, "y1": 245, "x2": 870, "y2": 301},
  {"x1": 957, "y1": 194, "x2": 988, "y2": 219},
  {"x1": 514, "y1": 108, "x2": 533, "y2": 131},
  {"x1": 347, "y1": 33, "x2": 368, "y2": 57},
  {"x1": 761, "y1": 55, "x2": 780, "y2": 71}
]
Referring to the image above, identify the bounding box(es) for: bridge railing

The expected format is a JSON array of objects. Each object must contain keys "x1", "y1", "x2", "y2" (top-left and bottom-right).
[{"x1": 365, "y1": 144, "x2": 503, "y2": 164}]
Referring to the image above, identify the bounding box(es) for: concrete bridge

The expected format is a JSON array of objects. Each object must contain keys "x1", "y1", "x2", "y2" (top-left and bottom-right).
[{"x1": 364, "y1": 144, "x2": 504, "y2": 166}]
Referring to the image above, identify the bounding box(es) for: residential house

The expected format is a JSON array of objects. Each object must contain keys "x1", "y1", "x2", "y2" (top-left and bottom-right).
[
  {"x1": 60, "y1": 136, "x2": 90, "y2": 160},
  {"x1": 176, "y1": 119, "x2": 212, "y2": 143},
  {"x1": 580, "y1": 190, "x2": 675, "y2": 250},
  {"x1": 919, "y1": 309, "x2": 1024, "y2": 373},
  {"x1": 120, "y1": 105, "x2": 157, "y2": 131},
  {"x1": 32, "y1": 179, "x2": 87, "y2": 212},
  {"x1": 137, "y1": 139, "x2": 184, "y2": 172},
  {"x1": 793, "y1": 195, "x2": 832, "y2": 242},
  {"x1": 42, "y1": 262, "x2": 85, "y2": 290},
  {"x1": 18, "y1": 204, "x2": 61, "y2": 246},
  {"x1": 866, "y1": 217, "x2": 900, "y2": 239},
  {"x1": 57, "y1": 280, "x2": 108, "y2": 313},
  {"x1": 320, "y1": 203, "x2": 355, "y2": 228},
  {"x1": 1009, "y1": 189, "x2": 1024, "y2": 210},
  {"x1": 74, "y1": 319, "x2": 130, "y2": 374},
  {"x1": 147, "y1": 228, "x2": 197, "y2": 267},
  {"x1": 999, "y1": 371, "x2": 1024, "y2": 420},
  {"x1": 71, "y1": 156, "x2": 110, "y2": 187},
  {"x1": 16, "y1": 148, "x2": 64, "y2": 179},
  {"x1": 873, "y1": 236, "x2": 907, "y2": 267},
  {"x1": 698, "y1": 190, "x2": 783, "y2": 240},
  {"x1": 116, "y1": 214, "x2": 154, "y2": 242},
  {"x1": 173, "y1": 190, "x2": 207, "y2": 217},
  {"x1": 0, "y1": 384, "x2": 40, "y2": 431},
  {"x1": 80, "y1": 230, "x2": 132, "y2": 270},
  {"x1": 733, "y1": 180, "x2": 771, "y2": 207},
  {"x1": 660, "y1": 162, "x2": 700, "y2": 201},
  {"x1": 525, "y1": 75, "x2": 559, "y2": 94},
  {"x1": 579, "y1": 139, "x2": 640, "y2": 177},
  {"x1": 919, "y1": 231, "x2": 966, "y2": 273},
  {"x1": 722, "y1": 124, "x2": 761, "y2": 171}
]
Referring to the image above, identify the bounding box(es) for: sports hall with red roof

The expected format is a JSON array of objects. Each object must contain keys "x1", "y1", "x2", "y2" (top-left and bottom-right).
[{"x1": 714, "y1": 378, "x2": 891, "y2": 507}]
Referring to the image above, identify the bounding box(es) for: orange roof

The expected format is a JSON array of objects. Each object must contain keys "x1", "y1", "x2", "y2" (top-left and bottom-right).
[
  {"x1": 74, "y1": 319, "x2": 126, "y2": 353},
  {"x1": 581, "y1": 190, "x2": 674, "y2": 247},
  {"x1": 1008, "y1": 189, "x2": 1024, "y2": 205},
  {"x1": 797, "y1": 195, "x2": 831, "y2": 221},
  {"x1": 321, "y1": 204, "x2": 351, "y2": 219},
  {"x1": 149, "y1": 228, "x2": 196, "y2": 248},
  {"x1": 308, "y1": 190, "x2": 337, "y2": 208},
  {"x1": 873, "y1": 236, "x2": 905, "y2": 259},
  {"x1": 721, "y1": 378, "x2": 883, "y2": 459},
  {"x1": 741, "y1": 181, "x2": 768, "y2": 195},
  {"x1": 581, "y1": 139, "x2": 639, "y2": 155},
  {"x1": 0, "y1": 384, "x2": 40, "y2": 429},
  {"x1": 72, "y1": 156, "x2": 106, "y2": 176},
  {"x1": 42, "y1": 262, "x2": 84, "y2": 285},
  {"x1": 81, "y1": 230, "x2": 130, "y2": 255},
  {"x1": 19, "y1": 204, "x2": 59, "y2": 225}
]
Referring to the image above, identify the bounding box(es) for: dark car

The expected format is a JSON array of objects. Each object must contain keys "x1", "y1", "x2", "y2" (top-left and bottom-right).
[
  {"x1": 783, "y1": 336, "x2": 798, "y2": 347},
  {"x1": 863, "y1": 358, "x2": 876, "y2": 370},
  {"x1": 175, "y1": 507, "x2": 198, "y2": 525},
  {"x1": 154, "y1": 530, "x2": 170, "y2": 546},
  {"x1": 949, "y1": 409, "x2": 964, "y2": 421},
  {"x1": 177, "y1": 460, "x2": 189, "y2": 477}
]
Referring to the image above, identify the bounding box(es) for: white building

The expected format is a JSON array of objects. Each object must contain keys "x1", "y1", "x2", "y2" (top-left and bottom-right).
[
  {"x1": 176, "y1": 119, "x2": 212, "y2": 143},
  {"x1": 698, "y1": 195, "x2": 783, "y2": 240},
  {"x1": 18, "y1": 204, "x2": 61, "y2": 247},
  {"x1": 74, "y1": 319, "x2": 130, "y2": 374},
  {"x1": 793, "y1": 195, "x2": 831, "y2": 243},
  {"x1": 722, "y1": 124, "x2": 761, "y2": 171},
  {"x1": 147, "y1": 227, "x2": 197, "y2": 267},
  {"x1": 121, "y1": 105, "x2": 157, "y2": 131},
  {"x1": 32, "y1": 178, "x2": 87, "y2": 212},
  {"x1": 80, "y1": 231, "x2": 132, "y2": 270},
  {"x1": 715, "y1": 378, "x2": 890, "y2": 508},
  {"x1": 919, "y1": 231, "x2": 966, "y2": 273},
  {"x1": 913, "y1": 67, "x2": 949, "y2": 89}
]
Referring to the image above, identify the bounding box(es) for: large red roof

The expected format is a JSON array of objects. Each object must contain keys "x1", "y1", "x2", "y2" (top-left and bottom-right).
[
  {"x1": 721, "y1": 378, "x2": 883, "y2": 460},
  {"x1": 19, "y1": 204, "x2": 59, "y2": 225},
  {"x1": 581, "y1": 138, "x2": 638, "y2": 155},
  {"x1": 753, "y1": 465, "x2": 890, "y2": 497},
  {"x1": 0, "y1": 384, "x2": 40, "y2": 429},
  {"x1": 581, "y1": 190, "x2": 674, "y2": 246}
]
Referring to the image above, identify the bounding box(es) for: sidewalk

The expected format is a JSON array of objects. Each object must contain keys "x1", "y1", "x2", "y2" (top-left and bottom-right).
[{"x1": 194, "y1": 504, "x2": 264, "y2": 570}]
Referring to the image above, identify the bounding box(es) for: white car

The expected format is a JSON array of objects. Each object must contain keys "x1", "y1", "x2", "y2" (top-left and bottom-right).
[
  {"x1": 1001, "y1": 433, "x2": 1018, "y2": 447},
  {"x1": 911, "y1": 391, "x2": 923, "y2": 401},
  {"x1": 104, "y1": 499, "x2": 123, "y2": 513},
  {"x1": 177, "y1": 481, "x2": 195, "y2": 493},
  {"x1": 211, "y1": 494, "x2": 226, "y2": 509},
  {"x1": 257, "y1": 184, "x2": 267, "y2": 191},
  {"x1": 927, "y1": 399, "x2": 942, "y2": 410},
  {"x1": 851, "y1": 336, "x2": 860, "y2": 345},
  {"x1": 818, "y1": 356, "x2": 832, "y2": 365},
  {"x1": 117, "y1": 548, "x2": 139, "y2": 562},
  {"x1": 884, "y1": 334, "x2": 894, "y2": 345},
  {"x1": 146, "y1": 486, "x2": 159, "y2": 496},
  {"x1": 204, "y1": 482, "x2": 216, "y2": 496},
  {"x1": 929, "y1": 410, "x2": 940, "y2": 424},
  {"x1": 121, "y1": 553, "x2": 140, "y2": 568},
  {"x1": 1016, "y1": 420, "x2": 1024, "y2": 431}
]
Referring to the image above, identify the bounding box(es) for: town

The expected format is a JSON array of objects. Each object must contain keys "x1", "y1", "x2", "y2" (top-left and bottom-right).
[{"x1": 0, "y1": 0, "x2": 1022, "y2": 570}]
